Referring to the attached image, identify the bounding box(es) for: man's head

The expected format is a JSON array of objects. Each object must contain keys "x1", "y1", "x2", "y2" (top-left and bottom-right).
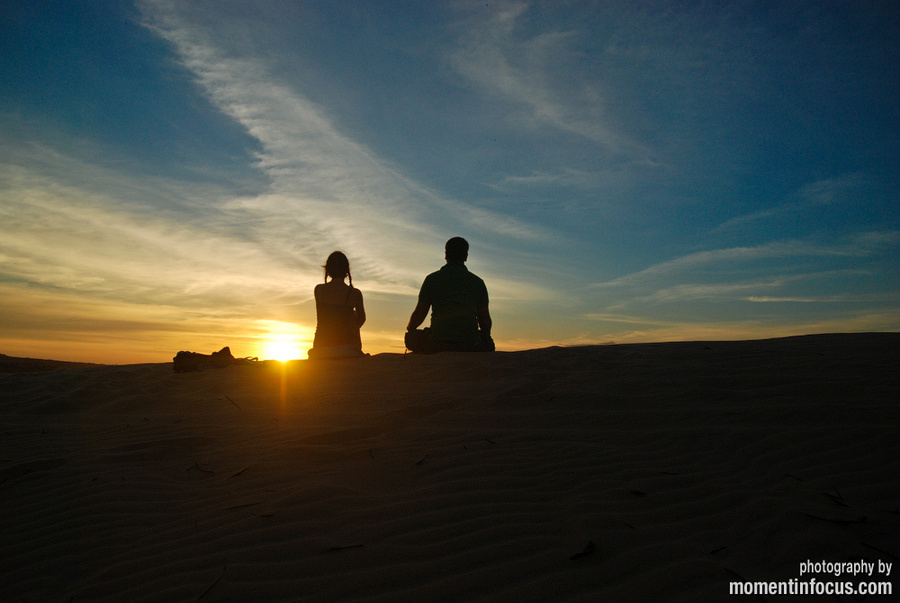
[{"x1": 445, "y1": 237, "x2": 469, "y2": 263}]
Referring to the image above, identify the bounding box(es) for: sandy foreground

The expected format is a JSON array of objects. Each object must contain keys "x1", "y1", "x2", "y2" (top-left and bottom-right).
[{"x1": 1, "y1": 333, "x2": 898, "y2": 602}]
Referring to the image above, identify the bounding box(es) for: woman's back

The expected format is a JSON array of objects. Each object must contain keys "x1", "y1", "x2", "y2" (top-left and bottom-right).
[
  {"x1": 313, "y1": 281, "x2": 364, "y2": 350},
  {"x1": 315, "y1": 281, "x2": 358, "y2": 306}
]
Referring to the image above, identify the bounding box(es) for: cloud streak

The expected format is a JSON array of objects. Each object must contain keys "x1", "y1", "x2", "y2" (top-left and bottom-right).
[
  {"x1": 448, "y1": 1, "x2": 637, "y2": 154},
  {"x1": 139, "y1": 0, "x2": 553, "y2": 288},
  {"x1": 587, "y1": 234, "x2": 899, "y2": 336},
  {"x1": 592, "y1": 239, "x2": 869, "y2": 292}
]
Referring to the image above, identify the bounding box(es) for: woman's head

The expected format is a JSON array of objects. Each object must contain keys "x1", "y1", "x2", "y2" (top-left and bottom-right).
[{"x1": 324, "y1": 251, "x2": 352, "y2": 284}]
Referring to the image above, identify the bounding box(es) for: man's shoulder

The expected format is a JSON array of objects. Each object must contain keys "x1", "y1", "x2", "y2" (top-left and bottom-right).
[
  {"x1": 426, "y1": 263, "x2": 487, "y2": 288},
  {"x1": 423, "y1": 268, "x2": 443, "y2": 283},
  {"x1": 419, "y1": 269, "x2": 443, "y2": 295},
  {"x1": 466, "y1": 269, "x2": 485, "y2": 282},
  {"x1": 462, "y1": 267, "x2": 486, "y2": 287}
]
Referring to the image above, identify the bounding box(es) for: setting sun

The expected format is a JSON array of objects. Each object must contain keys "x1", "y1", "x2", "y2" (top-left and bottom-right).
[
  {"x1": 261, "y1": 335, "x2": 306, "y2": 361},
  {"x1": 254, "y1": 321, "x2": 312, "y2": 361}
]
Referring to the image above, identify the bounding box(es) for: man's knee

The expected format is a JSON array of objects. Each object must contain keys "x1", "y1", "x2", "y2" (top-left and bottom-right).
[{"x1": 405, "y1": 329, "x2": 494, "y2": 354}]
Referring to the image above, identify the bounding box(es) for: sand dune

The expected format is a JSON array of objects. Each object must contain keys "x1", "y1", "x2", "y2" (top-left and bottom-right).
[{"x1": 1, "y1": 334, "x2": 898, "y2": 601}]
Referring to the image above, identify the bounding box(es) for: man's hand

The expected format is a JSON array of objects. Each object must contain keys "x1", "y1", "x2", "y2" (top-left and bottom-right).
[{"x1": 407, "y1": 299, "x2": 430, "y2": 332}]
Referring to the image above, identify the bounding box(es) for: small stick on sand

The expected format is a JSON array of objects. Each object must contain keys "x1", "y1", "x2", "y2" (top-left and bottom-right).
[
  {"x1": 226, "y1": 502, "x2": 262, "y2": 511},
  {"x1": 198, "y1": 565, "x2": 226, "y2": 600},
  {"x1": 724, "y1": 568, "x2": 744, "y2": 580},
  {"x1": 224, "y1": 395, "x2": 241, "y2": 409},
  {"x1": 569, "y1": 540, "x2": 596, "y2": 561},
  {"x1": 823, "y1": 490, "x2": 850, "y2": 507},
  {"x1": 861, "y1": 542, "x2": 898, "y2": 560},
  {"x1": 415, "y1": 454, "x2": 429, "y2": 466},
  {"x1": 803, "y1": 512, "x2": 866, "y2": 525},
  {"x1": 187, "y1": 462, "x2": 214, "y2": 475}
]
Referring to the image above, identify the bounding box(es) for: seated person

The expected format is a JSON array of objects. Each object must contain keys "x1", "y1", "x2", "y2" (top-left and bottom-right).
[
  {"x1": 406, "y1": 237, "x2": 493, "y2": 353},
  {"x1": 309, "y1": 251, "x2": 367, "y2": 358}
]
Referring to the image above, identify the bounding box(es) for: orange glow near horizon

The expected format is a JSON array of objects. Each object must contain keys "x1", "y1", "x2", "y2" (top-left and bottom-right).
[
  {"x1": 262, "y1": 338, "x2": 305, "y2": 362},
  {"x1": 256, "y1": 322, "x2": 313, "y2": 361}
]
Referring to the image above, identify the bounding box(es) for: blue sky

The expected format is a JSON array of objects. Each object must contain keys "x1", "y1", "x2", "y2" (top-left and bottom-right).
[{"x1": 1, "y1": 0, "x2": 898, "y2": 363}]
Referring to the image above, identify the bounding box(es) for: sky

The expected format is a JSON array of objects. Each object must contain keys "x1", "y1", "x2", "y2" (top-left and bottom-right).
[{"x1": 1, "y1": 0, "x2": 898, "y2": 363}]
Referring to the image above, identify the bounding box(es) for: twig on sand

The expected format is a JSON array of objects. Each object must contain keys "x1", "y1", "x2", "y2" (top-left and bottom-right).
[
  {"x1": 724, "y1": 568, "x2": 745, "y2": 581},
  {"x1": 187, "y1": 462, "x2": 214, "y2": 475},
  {"x1": 862, "y1": 542, "x2": 898, "y2": 560},
  {"x1": 198, "y1": 565, "x2": 226, "y2": 599},
  {"x1": 803, "y1": 512, "x2": 866, "y2": 525},
  {"x1": 230, "y1": 467, "x2": 250, "y2": 478},
  {"x1": 415, "y1": 454, "x2": 429, "y2": 466},
  {"x1": 569, "y1": 540, "x2": 597, "y2": 561},
  {"x1": 823, "y1": 489, "x2": 850, "y2": 508},
  {"x1": 224, "y1": 394, "x2": 241, "y2": 409},
  {"x1": 709, "y1": 545, "x2": 727, "y2": 555},
  {"x1": 226, "y1": 502, "x2": 262, "y2": 511}
]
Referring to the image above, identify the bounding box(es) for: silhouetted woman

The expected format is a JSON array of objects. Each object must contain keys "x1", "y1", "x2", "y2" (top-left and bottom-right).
[{"x1": 309, "y1": 251, "x2": 367, "y2": 358}]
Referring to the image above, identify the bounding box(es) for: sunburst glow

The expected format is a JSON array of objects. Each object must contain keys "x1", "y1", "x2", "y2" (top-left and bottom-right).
[
  {"x1": 255, "y1": 321, "x2": 311, "y2": 361},
  {"x1": 262, "y1": 337, "x2": 304, "y2": 362}
]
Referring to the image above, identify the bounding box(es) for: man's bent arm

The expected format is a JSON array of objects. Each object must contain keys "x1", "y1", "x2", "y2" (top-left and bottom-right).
[
  {"x1": 477, "y1": 306, "x2": 492, "y2": 335},
  {"x1": 407, "y1": 300, "x2": 430, "y2": 332}
]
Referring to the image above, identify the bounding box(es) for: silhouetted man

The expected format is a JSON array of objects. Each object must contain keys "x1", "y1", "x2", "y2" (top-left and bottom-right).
[{"x1": 406, "y1": 237, "x2": 494, "y2": 353}]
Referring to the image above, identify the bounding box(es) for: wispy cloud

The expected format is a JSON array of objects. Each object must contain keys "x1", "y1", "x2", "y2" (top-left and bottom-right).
[
  {"x1": 592, "y1": 240, "x2": 865, "y2": 292},
  {"x1": 713, "y1": 173, "x2": 876, "y2": 234},
  {"x1": 583, "y1": 308, "x2": 900, "y2": 344},
  {"x1": 798, "y1": 173, "x2": 873, "y2": 206},
  {"x1": 0, "y1": 156, "x2": 314, "y2": 307},
  {"x1": 746, "y1": 294, "x2": 897, "y2": 303},
  {"x1": 138, "y1": 0, "x2": 551, "y2": 285},
  {"x1": 448, "y1": 1, "x2": 640, "y2": 155},
  {"x1": 589, "y1": 235, "x2": 900, "y2": 324}
]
